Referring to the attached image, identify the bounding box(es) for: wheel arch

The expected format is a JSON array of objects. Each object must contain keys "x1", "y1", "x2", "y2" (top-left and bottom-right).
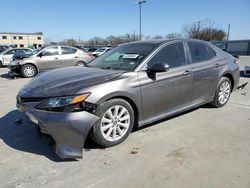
[
  {"x1": 22, "y1": 63, "x2": 39, "y2": 73},
  {"x1": 221, "y1": 72, "x2": 234, "y2": 92}
]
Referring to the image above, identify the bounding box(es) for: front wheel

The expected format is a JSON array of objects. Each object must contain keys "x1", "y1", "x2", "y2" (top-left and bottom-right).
[
  {"x1": 91, "y1": 99, "x2": 134, "y2": 147},
  {"x1": 21, "y1": 64, "x2": 37, "y2": 78},
  {"x1": 210, "y1": 77, "x2": 231, "y2": 107}
]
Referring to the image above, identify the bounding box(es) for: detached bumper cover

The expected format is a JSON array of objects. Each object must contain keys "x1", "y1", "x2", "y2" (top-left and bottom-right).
[
  {"x1": 8, "y1": 65, "x2": 22, "y2": 76},
  {"x1": 26, "y1": 110, "x2": 99, "y2": 159}
]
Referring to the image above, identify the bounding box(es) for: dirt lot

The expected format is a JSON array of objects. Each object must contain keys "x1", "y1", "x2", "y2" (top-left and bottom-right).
[{"x1": 0, "y1": 57, "x2": 250, "y2": 188}]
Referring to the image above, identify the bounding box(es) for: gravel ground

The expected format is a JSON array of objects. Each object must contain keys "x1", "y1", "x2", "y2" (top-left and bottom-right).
[{"x1": 0, "y1": 57, "x2": 249, "y2": 188}]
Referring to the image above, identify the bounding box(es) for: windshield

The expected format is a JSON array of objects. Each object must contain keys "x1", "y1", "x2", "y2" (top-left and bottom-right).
[
  {"x1": 88, "y1": 43, "x2": 156, "y2": 71},
  {"x1": 25, "y1": 47, "x2": 45, "y2": 56}
]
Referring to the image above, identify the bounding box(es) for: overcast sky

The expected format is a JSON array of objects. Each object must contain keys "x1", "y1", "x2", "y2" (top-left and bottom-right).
[{"x1": 0, "y1": 0, "x2": 249, "y2": 41}]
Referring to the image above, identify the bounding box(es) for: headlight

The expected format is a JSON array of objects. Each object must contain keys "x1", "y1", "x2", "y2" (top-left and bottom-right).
[{"x1": 36, "y1": 93, "x2": 90, "y2": 112}]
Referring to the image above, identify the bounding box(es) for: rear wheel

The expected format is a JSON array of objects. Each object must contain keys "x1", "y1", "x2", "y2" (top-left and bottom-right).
[
  {"x1": 0, "y1": 61, "x2": 3, "y2": 67},
  {"x1": 21, "y1": 64, "x2": 37, "y2": 78},
  {"x1": 210, "y1": 77, "x2": 231, "y2": 107},
  {"x1": 91, "y1": 99, "x2": 134, "y2": 147}
]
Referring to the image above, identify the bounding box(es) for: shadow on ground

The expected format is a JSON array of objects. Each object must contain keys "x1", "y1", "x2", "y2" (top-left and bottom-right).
[
  {"x1": 0, "y1": 105, "x2": 213, "y2": 160},
  {"x1": 0, "y1": 110, "x2": 68, "y2": 162},
  {"x1": 0, "y1": 72, "x2": 15, "y2": 80}
]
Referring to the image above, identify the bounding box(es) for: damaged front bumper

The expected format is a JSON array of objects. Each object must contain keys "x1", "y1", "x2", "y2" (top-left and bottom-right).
[
  {"x1": 8, "y1": 64, "x2": 22, "y2": 76},
  {"x1": 19, "y1": 101, "x2": 99, "y2": 159}
]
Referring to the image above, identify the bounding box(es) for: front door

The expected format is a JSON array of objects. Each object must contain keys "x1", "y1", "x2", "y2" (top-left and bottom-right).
[
  {"x1": 36, "y1": 46, "x2": 61, "y2": 71},
  {"x1": 138, "y1": 42, "x2": 193, "y2": 122}
]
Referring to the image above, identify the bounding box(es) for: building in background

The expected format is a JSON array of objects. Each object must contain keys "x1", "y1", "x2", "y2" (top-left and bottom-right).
[{"x1": 0, "y1": 32, "x2": 44, "y2": 48}]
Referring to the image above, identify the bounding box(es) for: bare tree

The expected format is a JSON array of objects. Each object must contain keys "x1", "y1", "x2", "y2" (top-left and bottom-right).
[
  {"x1": 165, "y1": 32, "x2": 182, "y2": 39},
  {"x1": 184, "y1": 20, "x2": 226, "y2": 41},
  {"x1": 152, "y1": 35, "x2": 164, "y2": 39}
]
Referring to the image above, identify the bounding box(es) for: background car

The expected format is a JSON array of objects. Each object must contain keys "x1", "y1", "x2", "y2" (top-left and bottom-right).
[
  {"x1": 8, "y1": 45, "x2": 94, "y2": 77},
  {"x1": 0, "y1": 48, "x2": 32, "y2": 67},
  {"x1": 91, "y1": 47, "x2": 112, "y2": 57}
]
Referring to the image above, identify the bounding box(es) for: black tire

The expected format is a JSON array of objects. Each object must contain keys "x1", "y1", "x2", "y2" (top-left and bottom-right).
[
  {"x1": 0, "y1": 61, "x2": 3, "y2": 67},
  {"x1": 210, "y1": 77, "x2": 232, "y2": 108},
  {"x1": 21, "y1": 64, "x2": 37, "y2": 78},
  {"x1": 91, "y1": 99, "x2": 135, "y2": 147},
  {"x1": 76, "y1": 61, "x2": 86, "y2": 66}
]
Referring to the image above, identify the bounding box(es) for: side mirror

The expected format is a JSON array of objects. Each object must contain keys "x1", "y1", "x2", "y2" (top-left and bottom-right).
[
  {"x1": 38, "y1": 53, "x2": 43, "y2": 58},
  {"x1": 147, "y1": 63, "x2": 169, "y2": 73}
]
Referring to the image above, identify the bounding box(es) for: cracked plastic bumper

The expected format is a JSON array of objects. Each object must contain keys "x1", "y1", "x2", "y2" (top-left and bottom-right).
[{"x1": 26, "y1": 110, "x2": 99, "y2": 159}]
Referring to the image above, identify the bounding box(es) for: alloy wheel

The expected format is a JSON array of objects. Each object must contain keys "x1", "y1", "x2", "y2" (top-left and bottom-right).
[
  {"x1": 100, "y1": 105, "x2": 130, "y2": 142},
  {"x1": 218, "y1": 81, "x2": 231, "y2": 104},
  {"x1": 23, "y1": 66, "x2": 35, "y2": 77}
]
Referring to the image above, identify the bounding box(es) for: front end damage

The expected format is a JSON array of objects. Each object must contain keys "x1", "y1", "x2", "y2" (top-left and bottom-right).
[
  {"x1": 17, "y1": 99, "x2": 99, "y2": 159},
  {"x1": 26, "y1": 110, "x2": 99, "y2": 159}
]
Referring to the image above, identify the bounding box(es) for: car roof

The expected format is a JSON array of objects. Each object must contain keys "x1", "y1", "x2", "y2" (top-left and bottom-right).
[{"x1": 129, "y1": 38, "x2": 208, "y2": 45}]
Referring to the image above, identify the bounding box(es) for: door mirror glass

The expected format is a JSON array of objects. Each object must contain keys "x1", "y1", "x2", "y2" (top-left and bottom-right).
[{"x1": 147, "y1": 63, "x2": 169, "y2": 73}]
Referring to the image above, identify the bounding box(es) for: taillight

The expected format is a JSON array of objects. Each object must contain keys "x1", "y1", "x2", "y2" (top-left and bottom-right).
[{"x1": 234, "y1": 59, "x2": 240, "y2": 64}]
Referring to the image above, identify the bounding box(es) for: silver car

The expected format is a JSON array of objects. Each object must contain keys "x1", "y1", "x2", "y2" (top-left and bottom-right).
[
  {"x1": 17, "y1": 39, "x2": 239, "y2": 159},
  {"x1": 8, "y1": 45, "x2": 94, "y2": 77}
]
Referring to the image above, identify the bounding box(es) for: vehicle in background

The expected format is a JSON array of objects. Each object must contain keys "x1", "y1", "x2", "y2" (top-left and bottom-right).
[
  {"x1": 91, "y1": 47, "x2": 112, "y2": 57},
  {"x1": 0, "y1": 48, "x2": 32, "y2": 67},
  {"x1": 0, "y1": 45, "x2": 9, "y2": 53},
  {"x1": 16, "y1": 39, "x2": 239, "y2": 159},
  {"x1": 8, "y1": 45, "x2": 94, "y2": 77},
  {"x1": 83, "y1": 47, "x2": 98, "y2": 53},
  {"x1": 212, "y1": 40, "x2": 250, "y2": 57}
]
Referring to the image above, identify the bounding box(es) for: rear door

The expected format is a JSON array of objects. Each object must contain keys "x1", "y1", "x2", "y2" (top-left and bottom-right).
[
  {"x1": 138, "y1": 42, "x2": 193, "y2": 121},
  {"x1": 2, "y1": 49, "x2": 16, "y2": 65},
  {"x1": 36, "y1": 46, "x2": 61, "y2": 70},
  {"x1": 187, "y1": 41, "x2": 220, "y2": 104},
  {"x1": 60, "y1": 46, "x2": 79, "y2": 67}
]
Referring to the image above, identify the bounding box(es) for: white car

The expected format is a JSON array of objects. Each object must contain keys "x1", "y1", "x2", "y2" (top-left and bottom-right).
[
  {"x1": 91, "y1": 47, "x2": 112, "y2": 57},
  {"x1": 0, "y1": 48, "x2": 32, "y2": 67}
]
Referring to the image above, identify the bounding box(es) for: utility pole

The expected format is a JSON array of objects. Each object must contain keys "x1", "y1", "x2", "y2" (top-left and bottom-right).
[
  {"x1": 227, "y1": 24, "x2": 230, "y2": 41},
  {"x1": 135, "y1": 0, "x2": 146, "y2": 40}
]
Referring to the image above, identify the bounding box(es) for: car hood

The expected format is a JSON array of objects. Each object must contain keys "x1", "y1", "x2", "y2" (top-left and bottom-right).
[
  {"x1": 18, "y1": 66, "x2": 125, "y2": 97},
  {"x1": 13, "y1": 53, "x2": 30, "y2": 60}
]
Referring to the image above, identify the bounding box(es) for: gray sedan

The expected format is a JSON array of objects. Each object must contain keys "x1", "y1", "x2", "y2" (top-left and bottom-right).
[{"x1": 16, "y1": 39, "x2": 239, "y2": 159}]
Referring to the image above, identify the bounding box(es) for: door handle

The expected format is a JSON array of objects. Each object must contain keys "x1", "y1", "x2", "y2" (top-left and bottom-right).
[
  {"x1": 214, "y1": 63, "x2": 220, "y2": 68},
  {"x1": 54, "y1": 57, "x2": 58, "y2": 60},
  {"x1": 74, "y1": 56, "x2": 78, "y2": 58},
  {"x1": 183, "y1": 70, "x2": 191, "y2": 75}
]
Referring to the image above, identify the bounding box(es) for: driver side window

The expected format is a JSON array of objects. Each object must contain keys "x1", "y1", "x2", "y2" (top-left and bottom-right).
[
  {"x1": 148, "y1": 42, "x2": 186, "y2": 68},
  {"x1": 41, "y1": 47, "x2": 58, "y2": 56}
]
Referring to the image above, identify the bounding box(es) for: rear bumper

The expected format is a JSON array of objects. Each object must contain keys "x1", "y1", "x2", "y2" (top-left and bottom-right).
[{"x1": 25, "y1": 109, "x2": 99, "y2": 159}]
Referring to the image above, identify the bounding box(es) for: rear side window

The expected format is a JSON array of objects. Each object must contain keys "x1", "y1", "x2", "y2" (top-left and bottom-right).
[
  {"x1": 188, "y1": 42, "x2": 216, "y2": 63},
  {"x1": 61, "y1": 47, "x2": 77, "y2": 54},
  {"x1": 41, "y1": 47, "x2": 58, "y2": 56},
  {"x1": 148, "y1": 42, "x2": 186, "y2": 68}
]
